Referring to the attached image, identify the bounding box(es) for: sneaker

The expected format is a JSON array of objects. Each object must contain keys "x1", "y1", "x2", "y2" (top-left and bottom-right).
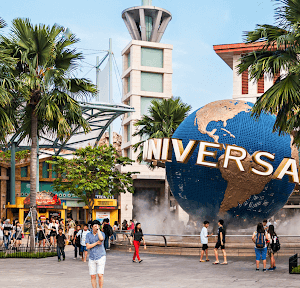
[
  {"x1": 139, "y1": 260, "x2": 143, "y2": 263},
  {"x1": 73, "y1": 257, "x2": 77, "y2": 260},
  {"x1": 263, "y1": 269, "x2": 267, "y2": 272},
  {"x1": 273, "y1": 266, "x2": 276, "y2": 270},
  {"x1": 132, "y1": 260, "x2": 136, "y2": 263},
  {"x1": 256, "y1": 268, "x2": 259, "y2": 271},
  {"x1": 63, "y1": 258, "x2": 65, "y2": 261},
  {"x1": 267, "y1": 268, "x2": 274, "y2": 271},
  {"x1": 58, "y1": 259, "x2": 61, "y2": 262}
]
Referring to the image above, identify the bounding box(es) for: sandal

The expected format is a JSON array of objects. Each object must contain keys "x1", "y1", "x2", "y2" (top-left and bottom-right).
[
  {"x1": 199, "y1": 260, "x2": 205, "y2": 262},
  {"x1": 221, "y1": 262, "x2": 228, "y2": 265},
  {"x1": 213, "y1": 261, "x2": 220, "y2": 265},
  {"x1": 206, "y1": 259, "x2": 210, "y2": 262}
]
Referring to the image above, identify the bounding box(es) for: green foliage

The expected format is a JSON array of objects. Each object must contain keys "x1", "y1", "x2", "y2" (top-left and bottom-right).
[
  {"x1": 0, "y1": 17, "x2": 18, "y2": 143},
  {"x1": 237, "y1": 0, "x2": 300, "y2": 146},
  {"x1": 48, "y1": 145, "x2": 138, "y2": 217},
  {"x1": 133, "y1": 97, "x2": 192, "y2": 164},
  {"x1": 0, "y1": 149, "x2": 30, "y2": 162},
  {"x1": 0, "y1": 18, "x2": 97, "y2": 142},
  {"x1": 0, "y1": 251, "x2": 57, "y2": 258},
  {"x1": 291, "y1": 265, "x2": 300, "y2": 273}
]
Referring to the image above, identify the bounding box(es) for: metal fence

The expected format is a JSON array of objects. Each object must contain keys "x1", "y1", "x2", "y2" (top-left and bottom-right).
[{"x1": 115, "y1": 231, "x2": 300, "y2": 256}]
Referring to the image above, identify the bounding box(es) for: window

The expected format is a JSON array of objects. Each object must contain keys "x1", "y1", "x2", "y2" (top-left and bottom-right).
[
  {"x1": 21, "y1": 167, "x2": 28, "y2": 178},
  {"x1": 125, "y1": 148, "x2": 131, "y2": 159},
  {"x1": 52, "y1": 165, "x2": 58, "y2": 179},
  {"x1": 242, "y1": 69, "x2": 248, "y2": 95},
  {"x1": 127, "y1": 124, "x2": 131, "y2": 142},
  {"x1": 257, "y1": 76, "x2": 264, "y2": 94},
  {"x1": 127, "y1": 52, "x2": 131, "y2": 69},
  {"x1": 42, "y1": 162, "x2": 49, "y2": 178},
  {"x1": 127, "y1": 75, "x2": 131, "y2": 93},
  {"x1": 141, "y1": 97, "x2": 157, "y2": 116},
  {"x1": 141, "y1": 48, "x2": 163, "y2": 68},
  {"x1": 126, "y1": 99, "x2": 131, "y2": 117},
  {"x1": 141, "y1": 72, "x2": 163, "y2": 93}
]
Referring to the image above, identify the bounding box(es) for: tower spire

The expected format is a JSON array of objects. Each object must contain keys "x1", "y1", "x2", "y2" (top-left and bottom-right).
[{"x1": 122, "y1": 0, "x2": 172, "y2": 43}]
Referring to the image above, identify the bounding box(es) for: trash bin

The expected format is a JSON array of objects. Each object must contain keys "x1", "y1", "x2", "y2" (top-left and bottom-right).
[{"x1": 289, "y1": 253, "x2": 298, "y2": 274}]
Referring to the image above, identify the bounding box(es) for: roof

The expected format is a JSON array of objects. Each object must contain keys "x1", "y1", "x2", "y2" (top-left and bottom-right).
[
  {"x1": 5, "y1": 101, "x2": 134, "y2": 158},
  {"x1": 213, "y1": 42, "x2": 267, "y2": 69}
]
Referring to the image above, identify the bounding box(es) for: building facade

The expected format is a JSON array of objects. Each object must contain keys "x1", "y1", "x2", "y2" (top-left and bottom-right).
[{"x1": 213, "y1": 42, "x2": 279, "y2": 103}]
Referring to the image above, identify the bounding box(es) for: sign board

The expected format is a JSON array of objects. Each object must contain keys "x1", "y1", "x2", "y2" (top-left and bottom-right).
[
  {"x1": 143, "y1": 138, "x2": 300, "y2": 184},
  {"x1": 49, "y1": 211, "x2": 61, "y2": 219},
  {"x1": 95, "y1": 211, "x2": 110, "y2": 224}
]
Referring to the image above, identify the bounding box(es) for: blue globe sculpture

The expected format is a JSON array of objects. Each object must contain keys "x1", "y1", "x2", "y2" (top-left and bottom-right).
[{"x1": 166, "y1": 100, "x2": 297, "y2": 224}]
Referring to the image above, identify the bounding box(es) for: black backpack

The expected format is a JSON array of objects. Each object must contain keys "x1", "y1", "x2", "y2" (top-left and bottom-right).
[
  {"x1": 75, "y1": 230, "x2": 81, "y2": 246},
  {"x1": 271, "y1": 235, "x2": 280, "y2": 252},
  {"x1": 105, "y1": 224, "x2": 113, "y2": 237}
]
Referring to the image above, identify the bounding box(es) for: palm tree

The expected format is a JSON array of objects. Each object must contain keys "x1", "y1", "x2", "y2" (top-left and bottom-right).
[
  {"x1": 0, "y1": 17, "x2": 17, "y2": 143},
  {"x1": 133, "y1": 97, "x2": 192, "y2": 209},
  {"x1": 0, "y1": 18, "x2": 96, "y2": 248},
  {"x1": 238, "y1": 0, "x2": 300, "y2": 145}
]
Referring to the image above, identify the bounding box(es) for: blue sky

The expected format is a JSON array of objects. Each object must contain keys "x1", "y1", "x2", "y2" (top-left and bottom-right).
[{"x1": 1, "y1": 0, "x2": 276, "y2": 133}]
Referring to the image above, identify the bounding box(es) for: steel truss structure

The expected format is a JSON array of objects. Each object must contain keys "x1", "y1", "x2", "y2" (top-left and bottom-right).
[{"x1": 6, "y1": 101, "x2": 134, "y2": 157}]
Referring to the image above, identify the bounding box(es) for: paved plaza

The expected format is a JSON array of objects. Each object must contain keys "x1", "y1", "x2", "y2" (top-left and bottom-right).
[{"x1": 1, "y1": 247, "x2": 300, "y2": 288}]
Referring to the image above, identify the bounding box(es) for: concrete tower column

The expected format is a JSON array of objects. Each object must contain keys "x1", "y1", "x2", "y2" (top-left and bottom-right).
[{"x1": 119, "y1": 0, "x2": 178, "y2": 224}]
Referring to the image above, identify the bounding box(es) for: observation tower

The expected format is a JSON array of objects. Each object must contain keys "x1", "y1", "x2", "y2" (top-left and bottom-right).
[{"x1": 119, "y1": 1, "x2": 187, "y2": 224}]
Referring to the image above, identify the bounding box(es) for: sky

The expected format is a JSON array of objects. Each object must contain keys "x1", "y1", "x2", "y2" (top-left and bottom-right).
[{"x1": 1, "y1": 0, "x2": 276, "y2": 133}]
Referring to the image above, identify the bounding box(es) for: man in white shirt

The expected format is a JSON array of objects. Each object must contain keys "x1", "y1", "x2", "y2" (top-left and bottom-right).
[{"x1": 199, "y1": 220, "x2": 213, "y2": 262}]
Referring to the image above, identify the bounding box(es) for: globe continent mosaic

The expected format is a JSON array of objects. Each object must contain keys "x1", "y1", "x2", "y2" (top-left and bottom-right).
[{"x1": 166, "y1": 100, "x2": 298, "y2": 224}]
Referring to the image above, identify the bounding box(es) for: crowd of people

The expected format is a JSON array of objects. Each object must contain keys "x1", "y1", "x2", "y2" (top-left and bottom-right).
[
  {"x1": 199, "y1": 219, "x2": 280, "y2": 272},
  {"x1": 0, "y1": 218, "x2": 23, "y2": 249}
]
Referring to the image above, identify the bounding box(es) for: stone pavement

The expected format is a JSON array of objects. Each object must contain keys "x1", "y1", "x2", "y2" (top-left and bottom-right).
[{"x1": 0, "y1": 247, "x2": 300, "y2": 288}]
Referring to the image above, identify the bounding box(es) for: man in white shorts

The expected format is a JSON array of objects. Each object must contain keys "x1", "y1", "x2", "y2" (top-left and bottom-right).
[{"x1": 86, "y1": 220, "x2": 106, "y2": 288}]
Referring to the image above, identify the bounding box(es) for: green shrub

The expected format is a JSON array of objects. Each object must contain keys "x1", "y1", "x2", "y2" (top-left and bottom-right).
[
  {"x1": 0, "y1": 251, "x2": 57, "y2": 258},
  {"x1": 291, "y1": 266, "x2": 300, "y2": 274}
]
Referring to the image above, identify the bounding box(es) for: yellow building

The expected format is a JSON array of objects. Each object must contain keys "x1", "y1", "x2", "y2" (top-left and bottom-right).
[{"x1": 6, "y1": 195, "x2": 119, "y2": 226}]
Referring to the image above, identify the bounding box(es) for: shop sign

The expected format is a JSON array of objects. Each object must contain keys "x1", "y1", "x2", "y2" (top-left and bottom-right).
[
  {"x1": 94, "y1": 206, "x2": 116, "y2": 209},
  {"x1": 95, "y1": 211, "x2": 110, "y2": 223},
  {"x1": 24, "y1": 191, "x2": 62, "y2": 207}
]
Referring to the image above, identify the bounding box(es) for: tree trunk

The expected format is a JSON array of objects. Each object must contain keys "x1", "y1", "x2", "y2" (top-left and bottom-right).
[
  {"x1": 88, "y1": 206, "x2": 93, "y2": 221},
  {"x1": 30, "y1": 112, "x2": 38, "y2": 250}
]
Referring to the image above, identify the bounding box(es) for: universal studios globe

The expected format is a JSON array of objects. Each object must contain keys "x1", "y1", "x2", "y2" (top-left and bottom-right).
[{"x1": 166, "y1": 100, "x2": 298, "y2": 225}]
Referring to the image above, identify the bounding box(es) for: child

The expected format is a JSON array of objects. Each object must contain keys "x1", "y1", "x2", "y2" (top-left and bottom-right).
[
  {"x1": 56, "y1": 227, "x2": 66, "y2": 262},
  {"x1": 213, "y1": 219, "x2": 227, "y2": 265},
  {"x1": 199, "y1": 220, "x2": 213, "y2": 262}
]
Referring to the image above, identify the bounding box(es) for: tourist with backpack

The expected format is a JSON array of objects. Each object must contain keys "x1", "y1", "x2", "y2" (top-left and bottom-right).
[
  {"x1": 77, "y1": 223, "x2": 90, "y2": 262},
  {"x1": 267, "y1": 225, "x2": 280, "y2": 271},
  {"x1": 102, "y1": 219, "x2": 113, "y2": 250},
  {"x1": 252, "y1": 222, "x2": 270, "y2": 272},
  {"x1": 73, "y1": 224, "x2": 82, "y2": 259}
]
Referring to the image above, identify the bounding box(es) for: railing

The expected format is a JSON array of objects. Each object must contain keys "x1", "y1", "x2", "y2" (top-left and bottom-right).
[{"x1": 115, "y1": 231, "x2": 300, "y2": 256}]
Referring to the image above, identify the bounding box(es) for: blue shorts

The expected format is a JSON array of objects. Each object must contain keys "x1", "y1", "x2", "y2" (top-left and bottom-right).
[
  {"x1": 80, "y1": 245, "x2": 87, "y2": 252},
  {"x1": 255, "y1": 247, "x2": 267, "y2": 261}
]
